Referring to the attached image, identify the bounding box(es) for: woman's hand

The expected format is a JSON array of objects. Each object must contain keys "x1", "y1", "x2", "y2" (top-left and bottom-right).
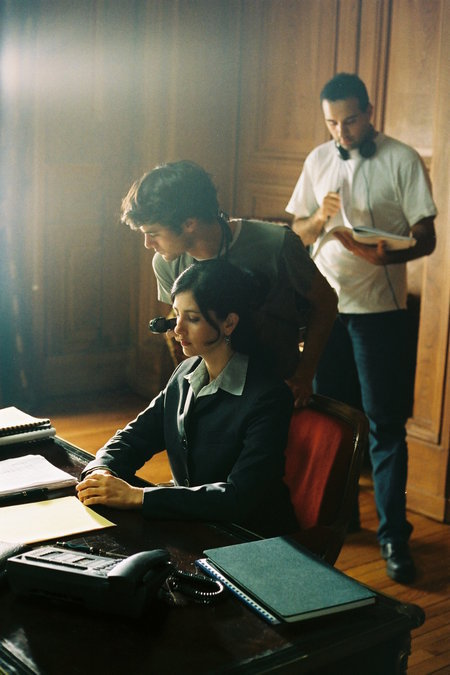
[{"x1": 76, "y1": 470, "x2": 144, "y2": 509}]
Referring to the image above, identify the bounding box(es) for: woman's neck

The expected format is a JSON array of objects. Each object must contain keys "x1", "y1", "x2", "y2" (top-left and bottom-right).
[{"x1": 203, "y1": 347, "x2": 235, "y2": 382}]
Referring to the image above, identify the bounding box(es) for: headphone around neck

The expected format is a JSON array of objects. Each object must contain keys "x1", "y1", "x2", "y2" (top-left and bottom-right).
[{"x1": 335, "y1": 126, "x2": 377, "y2": 161}]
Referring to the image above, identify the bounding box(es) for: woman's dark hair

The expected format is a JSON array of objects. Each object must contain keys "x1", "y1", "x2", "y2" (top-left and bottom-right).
[
  {"x1": 121, "y1": 160, "x2": 220, "y2": 234},
  {"x1": 171, "y1": 259, "x2": 267, "y2": 355},
  {"x1": 320, "y1": 72, "x2": 370, "y2": 112}
]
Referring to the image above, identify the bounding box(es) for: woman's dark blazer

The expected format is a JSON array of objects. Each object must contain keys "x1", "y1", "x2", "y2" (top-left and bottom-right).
[{"x1": 82, "y1": 356, "x2": 297, "y2": 535}]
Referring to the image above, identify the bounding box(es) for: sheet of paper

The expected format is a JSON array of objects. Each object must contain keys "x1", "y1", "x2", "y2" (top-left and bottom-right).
[
  {"x1": 0, "y1": 496, "x2": 116, "y2": 544},
  {"x1": 0, "y1": 454, "x2": 77, "y2": 495}
]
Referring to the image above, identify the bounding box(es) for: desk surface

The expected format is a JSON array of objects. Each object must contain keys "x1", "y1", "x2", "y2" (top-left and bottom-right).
[{"x1": 0, "y1": 437, "x2": 424, "y2": 675}]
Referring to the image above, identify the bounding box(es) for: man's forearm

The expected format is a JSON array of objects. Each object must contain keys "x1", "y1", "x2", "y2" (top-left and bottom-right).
[
  {"x1": 291, "y1": 213, "x2": 325, "y2": 246},
  {"x1": 382, "y1": 217, "x2": 436, "y2": 264},
  {"x1": 300, "y1": 277, "x2": 337, "y2": 381},
  {"x1": 286, "y1": 274, "x2": 337, "y2": 408},
  {"x1": 291, "y1": 191, "x2": 342, "y2": 246}
]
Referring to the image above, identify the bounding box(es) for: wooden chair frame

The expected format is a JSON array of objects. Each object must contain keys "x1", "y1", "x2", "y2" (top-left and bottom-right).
[{"x1": 284, "y1": 394, "x2": 369, "y2": 565}]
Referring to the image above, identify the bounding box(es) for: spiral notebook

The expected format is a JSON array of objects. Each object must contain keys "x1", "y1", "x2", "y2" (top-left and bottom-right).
[
  {"x1": 0, "y1": 407, "x2": 56, "y2": 446},
  {"x1": 197, "y1": 536, "x2": 376, "y2": 624},
  {"x1": 196, "y1": 557, "x2": 280, "y2": 624}
]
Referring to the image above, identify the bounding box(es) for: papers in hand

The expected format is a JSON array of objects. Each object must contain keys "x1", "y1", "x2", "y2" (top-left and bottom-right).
[
  {"x1": 0, "y1": 407, "x2": 56, "y2": 446},
  {"x1": 0, "y1": 454, "x2": 77, "y2": 497},
  {"x1": 335, "y1": 203, "x2": 416, "y2": 250},
  {"x1": 344, "y1": 226, "x2": 417, "y2": 249},
  {"x1": 334, "y1": 220, "x2": 417, "y2": 249}
]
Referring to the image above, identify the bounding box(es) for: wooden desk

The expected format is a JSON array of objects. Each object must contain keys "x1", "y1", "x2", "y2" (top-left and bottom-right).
[{"x1": 0, "y1": 437, "x2": 424, "y2": 675}]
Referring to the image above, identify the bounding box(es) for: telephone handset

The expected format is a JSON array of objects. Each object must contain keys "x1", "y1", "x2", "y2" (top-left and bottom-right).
[
  {"x1": 7, "y1": 545, "x2": 172, "y2": 617},
  {"x1": 108, "y1": 549, "x2": 169, "y2": 588}
]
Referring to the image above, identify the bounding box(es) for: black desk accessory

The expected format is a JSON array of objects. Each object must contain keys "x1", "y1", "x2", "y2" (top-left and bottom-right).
[{"x1": 7, "y1": 545, "x2": 172, "y2": 618}]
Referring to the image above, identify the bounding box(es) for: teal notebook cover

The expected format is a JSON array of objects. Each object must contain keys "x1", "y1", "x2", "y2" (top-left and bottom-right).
[{"x1": 202, "y1": 536, "x2": 376, "y2": 623}]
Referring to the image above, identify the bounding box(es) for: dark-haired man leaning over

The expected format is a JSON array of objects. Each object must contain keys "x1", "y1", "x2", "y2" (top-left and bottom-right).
[{"x1": 121, "y1": 159, "x2": 337, "y2": 410}]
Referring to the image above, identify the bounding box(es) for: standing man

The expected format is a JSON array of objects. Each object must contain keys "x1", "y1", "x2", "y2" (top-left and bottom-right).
[
  {"x1": 121, "y1": 160, "x2": 337, "y2": 409},
  {"x1": 286, "y1": 72, "x2": 437, "y2": 583}
]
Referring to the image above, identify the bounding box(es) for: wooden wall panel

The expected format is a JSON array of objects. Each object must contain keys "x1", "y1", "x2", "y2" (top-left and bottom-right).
[
  {"x1": 358, "y1": 0, "x2": 391, "y2": 130},
  {"x1": 25, "y1": 0, "x2": 144, "y2": 395},
  {"x1": 135, "y1": 0, "x2": 241, "y2": 211},
  {"x1": 406, "y1": 1, "x2": 450, "y2": 520},
  {"x1": 7, "y1": 0, "x2": 241, "y2": 401},
  {"x1": 384, "y1": 0, "x2": 439, "y2": 158},
  {"x1": 378, "y1": 0, "x2": 442, "y2": 441},
  {"x1": 235, "y1": 0, "x2": 338, "y2": 219},
  {"x1": 42, "y1": 166, "x2": 104, "y2": 354},
  {"x1": 29, "y1": 1, "x2": 142, "y2": 395},
  {"x1": 335, "y1": 0, "x2": 360, "y2": 73}
]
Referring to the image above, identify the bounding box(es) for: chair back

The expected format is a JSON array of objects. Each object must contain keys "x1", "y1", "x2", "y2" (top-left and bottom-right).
[{"x1": 283, "y1": 394, "x2": 368, "y2": 565}]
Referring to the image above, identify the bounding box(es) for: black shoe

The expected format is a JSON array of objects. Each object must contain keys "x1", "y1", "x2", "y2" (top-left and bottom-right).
[{"x1": 381, "y1": 541, "x2": 416, "y2": 584}]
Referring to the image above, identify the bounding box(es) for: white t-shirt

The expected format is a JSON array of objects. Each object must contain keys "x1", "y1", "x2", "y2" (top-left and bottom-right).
[{"x1": 286, "y1": 134, "x2": 437, "y2": 313}]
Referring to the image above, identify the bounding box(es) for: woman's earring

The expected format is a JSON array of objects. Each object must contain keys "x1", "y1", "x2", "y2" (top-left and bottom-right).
[{"x1": 224, "y1": 335, "x2": 231, "y2": 345}]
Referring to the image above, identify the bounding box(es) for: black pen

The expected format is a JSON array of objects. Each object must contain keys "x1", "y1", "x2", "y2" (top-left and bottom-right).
[
  {"x1": 55, "y1": 541, "x2": 95, "y2": 554},
  {"x1": 0, "y1": 487, "x2": 49, "y2": 506}
]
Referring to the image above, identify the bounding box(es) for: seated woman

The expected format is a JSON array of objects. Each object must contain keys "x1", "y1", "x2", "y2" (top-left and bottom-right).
[{"x1": 77, "y1": 259, "x2": 298, "y2": 536}]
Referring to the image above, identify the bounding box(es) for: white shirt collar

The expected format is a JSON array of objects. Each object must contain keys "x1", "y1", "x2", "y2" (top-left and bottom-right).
[{"x1": 185, "y1": 352, "x2": 248, "y2": 399}]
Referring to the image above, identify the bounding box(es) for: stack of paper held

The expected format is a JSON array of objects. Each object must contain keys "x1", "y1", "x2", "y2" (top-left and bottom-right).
[
  {"x1": 338, "y1": 204, "x2": 416, "y2": 250},
  {"x1": 0, "y1": 407, "x2": 56, "y2": 446},
  {"x1": 0, "y1": 454, "x2": 77, "y2": 497}
]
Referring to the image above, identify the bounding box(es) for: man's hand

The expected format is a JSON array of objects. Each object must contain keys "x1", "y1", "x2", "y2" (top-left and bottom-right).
[
  {"x1": 286, "y1": 368, "x2": 314, "y2": 409},
  {"x1": 292, "y1": 191, "x2": 341, "y2": 245},
  {"x1": 319, "y1": 191, "x2": 341, "y2": 222},
  {"x1": 76, "y1": 471, "x2": 143, "y2": 509},
  {"x1": 333, "y1": 230, "x2": 390, "y2": 264}
]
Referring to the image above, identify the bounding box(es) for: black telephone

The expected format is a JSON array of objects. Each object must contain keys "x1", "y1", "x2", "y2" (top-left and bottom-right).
[{"x1": 7, "y1": 545, "x2": 171, "y2": 618}]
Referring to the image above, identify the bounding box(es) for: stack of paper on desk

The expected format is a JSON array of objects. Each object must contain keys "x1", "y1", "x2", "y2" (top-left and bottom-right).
[
  {"x1": 0, "y1": 455, "x2": 115, "y2": 545},
  {"x1": 0, "y1": 496, "x2": 116, "y2": 544},
  {"x1": 0, "y1": 454, "x2": 77, "y2": 497}
]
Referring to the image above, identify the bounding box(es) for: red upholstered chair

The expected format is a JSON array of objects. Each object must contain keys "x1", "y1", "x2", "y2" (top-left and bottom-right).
[{"x1": 283, "y1": 394, "x2": 369, "y2": 566}]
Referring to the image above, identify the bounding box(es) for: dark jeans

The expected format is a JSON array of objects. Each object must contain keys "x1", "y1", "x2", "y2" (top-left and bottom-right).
[{"x1": 314, "y1": 311, "x2": 414, "y2": 544}]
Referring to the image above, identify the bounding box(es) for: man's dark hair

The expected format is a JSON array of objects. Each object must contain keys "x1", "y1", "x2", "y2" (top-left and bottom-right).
[
  {"x1": 320, "y1": 73, "x2": 370, "y2": 111},
  {"x1": 121, "y1": 160, "x2": 220, "y2": 233}
]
